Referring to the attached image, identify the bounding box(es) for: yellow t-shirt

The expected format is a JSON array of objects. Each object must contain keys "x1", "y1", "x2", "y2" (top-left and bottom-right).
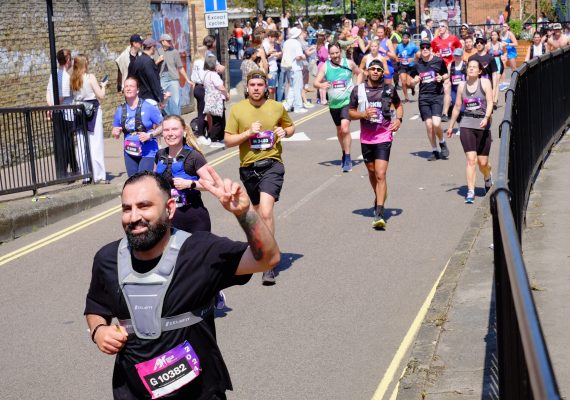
[{"x1": 225, "y1": 99, "x2": 294, "y2": 167}]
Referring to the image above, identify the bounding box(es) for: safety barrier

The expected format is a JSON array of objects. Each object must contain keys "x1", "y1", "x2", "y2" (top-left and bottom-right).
[
  {"x1": 490, "y1": 46, "x2": 569, "y2": 399},
  {"x1": 0, "y1": 105, "x2": 93, "y2": 196}
]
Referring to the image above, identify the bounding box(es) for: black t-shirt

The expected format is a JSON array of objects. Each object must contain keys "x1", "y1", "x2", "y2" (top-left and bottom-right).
[
  {"x1": 84, "y1": 231, "x2": 251, "y2": 399},
  {"x1": 414, "y1": 56, "x2": 447, "y2": 98},
  {"x1": 468, "y1": 53, "x2": 497, "y2": 80}
]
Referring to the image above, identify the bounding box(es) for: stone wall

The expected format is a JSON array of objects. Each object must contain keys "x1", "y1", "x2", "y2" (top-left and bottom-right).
[{"x1": 0, "y1": 0, "x2": 153, "y2": 134}]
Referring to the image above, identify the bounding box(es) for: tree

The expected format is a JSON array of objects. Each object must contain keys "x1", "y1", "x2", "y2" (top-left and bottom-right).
[{"x1": 356, "y1": 0, "x2": 415, "y2": 22}]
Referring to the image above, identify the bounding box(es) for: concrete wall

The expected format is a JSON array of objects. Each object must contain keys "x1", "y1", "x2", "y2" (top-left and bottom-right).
[{"x1": 0, "y1": 0, "x2": 153, "y2": 133}]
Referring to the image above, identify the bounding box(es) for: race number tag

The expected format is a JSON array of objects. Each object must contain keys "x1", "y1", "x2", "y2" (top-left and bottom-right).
[
  {"x1": 400, "y1": 58, "x2": 409, "y2": 65},
  {"x1": 370, "y1": 107, "x2": 384, "y2": 124},
  {"x1": 124, "y1": 139, "x2": 143, "y2": 157},
  {"x1": 331, "y1": 80, "x2": 347, "y2": 89},
  {"x1": 420, "y1": 71, "x2": 436, "y2": 83},
  {"x1": 451, "y1": 73, "x2": 465, "y2": 85},
  {"x1": 135, "y1": 341, "x2": 200, "y2": 399},
  {"x1": 441, "y1": 47, "x2": 452, "y2": 57},
  {"x1": 464, "y1": 97, "x2": 483, "y2": 111},
  {"x1": 249, "y1": 130, "x2": 275, "y2": 150}
]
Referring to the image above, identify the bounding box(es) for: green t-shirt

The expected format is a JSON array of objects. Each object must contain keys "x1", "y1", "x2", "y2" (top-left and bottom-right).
[
  {"x1": 324, "y1": 58, "x2": 354, "y2": 109},
  {"x1": 225, "y1": 99, "x2": 294, "y2": 167}
]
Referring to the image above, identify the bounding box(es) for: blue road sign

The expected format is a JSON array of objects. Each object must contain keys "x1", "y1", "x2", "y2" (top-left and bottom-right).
[{"x1": 204, "y1": 0, "x2": 227, "y2": 13}]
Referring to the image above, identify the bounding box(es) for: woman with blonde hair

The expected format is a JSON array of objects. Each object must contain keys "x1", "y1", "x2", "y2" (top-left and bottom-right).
[
  {"x1": 190, "y1": 45, "x2": 209, "y2": 144},
  {"x1": 70, "y1": 53, "x2": 108, "y2": 183},
  {"x1": 154, "y1": 115, "x2": 228, "y2": 309}
]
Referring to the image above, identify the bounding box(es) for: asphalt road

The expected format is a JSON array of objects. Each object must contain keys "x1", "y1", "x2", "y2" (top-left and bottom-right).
[{"x1": 0, "y1": 98, "x2": 500, "y2": 400}]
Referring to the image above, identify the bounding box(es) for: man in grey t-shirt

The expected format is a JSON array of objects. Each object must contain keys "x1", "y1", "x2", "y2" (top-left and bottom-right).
[{"x1": 158, "y1": 34, "x2": 191, "y2": 116}]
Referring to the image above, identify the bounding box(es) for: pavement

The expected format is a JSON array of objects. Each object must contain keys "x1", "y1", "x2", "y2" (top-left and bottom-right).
[{"x1": 1, "y1": 84, "x2": 569, "y2": 399}]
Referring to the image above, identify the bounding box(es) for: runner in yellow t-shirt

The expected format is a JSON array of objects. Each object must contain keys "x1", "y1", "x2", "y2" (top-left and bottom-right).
[{"x1": 225, "y1": 70, "x2": 295, "y2": 285}]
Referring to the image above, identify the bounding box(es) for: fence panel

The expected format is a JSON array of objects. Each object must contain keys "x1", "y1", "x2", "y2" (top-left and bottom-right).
[{"x1": 0, "y1": 105, "x2": 93, "y2": 196}]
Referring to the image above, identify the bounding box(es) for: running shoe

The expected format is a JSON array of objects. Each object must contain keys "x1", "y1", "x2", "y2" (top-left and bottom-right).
[
  {"x1": 441, "y1": 114, "x2": 449, "y2": 122},
  {"x1": 465, "y1": 190, "x2": 475, "y2": 204},
  {"x1": 209, "y1": 141, "x2": 225, "y2": 148},
  {"x1": 499, "y1": 82, "x2": 509, "y2": 92},
  {"x1": 439, "y1": 142, "x2": 450, "y2": 159},
  {"x1": 484, "y1": 174, "x2": 494, "y2": 193},
  {"x1": 427, "y1": 151, "x2": 441, "y2": 161},
  {"x1": 342, "y1": 154, "x2": 352, "y2": 172},
  {"x1": 304, "y1": 101, "x2": 315, "y2": 109},
  {"x1": 294, "y1": 108, "x2": 308, "y2": 114},
  {"x1": 262, "y1": 269, "x2": 276, "y2": 285},
  {"x1": 215, "y1": 291, "x2": 226, "y2": 310},
  {"x1": 372, "y1": 208, "x2": 386, "y2": 229},
  {"x1": 197, "y1": 136, "x2": 211, "y2": 146}
]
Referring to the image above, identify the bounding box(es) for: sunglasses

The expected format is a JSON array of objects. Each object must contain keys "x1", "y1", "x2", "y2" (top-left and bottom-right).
[
  {"x1": 420, "y1": 45, "x2": 431, "y2": 49},
  {"x1": 368, "y1": 67, "x2": 383, "y2": 72},
  {"x1": 475, "y1": 40, "x2": 485, "y2": 45}
]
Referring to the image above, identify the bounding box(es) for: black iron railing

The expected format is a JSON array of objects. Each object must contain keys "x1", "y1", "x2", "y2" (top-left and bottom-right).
[
  {"x1": 490, "y1": 46, "x2": 570, "y2": 399},
  {"x1": 0, "y1": 105, "x2": 93, "y2": 196}
]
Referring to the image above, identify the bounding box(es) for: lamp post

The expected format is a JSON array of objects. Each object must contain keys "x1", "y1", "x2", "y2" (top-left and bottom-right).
[{"x1": 47, "y1": 0, "x2": 59, "y2": 106}]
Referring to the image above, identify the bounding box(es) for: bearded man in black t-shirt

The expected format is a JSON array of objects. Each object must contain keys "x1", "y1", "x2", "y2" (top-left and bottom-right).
[{"x1": 84, "y1": 171, "x2": 280, "y2": 399}]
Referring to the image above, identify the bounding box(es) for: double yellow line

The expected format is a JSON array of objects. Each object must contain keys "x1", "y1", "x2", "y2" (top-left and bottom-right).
[{"x1": 0, "y1": 108, "x2": 328, "y2": 266}]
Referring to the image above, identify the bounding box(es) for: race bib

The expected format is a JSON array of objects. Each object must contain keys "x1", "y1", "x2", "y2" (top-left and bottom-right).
[
  {"x1": 249, "y1": 130, "x2": 275, "y2": 151},
  {"x1": 441, "y1": 47, "x2": 452, "y2": 57},
  {"x1": 464, "y1": 97, "x2": 483, "y2": 112},
  {"x1": 124, "y1": 139, "x2": 142, "y2": 157},
  {"x1": 420, "y1": 71, "x2": 436, "y2": 84},
  {"x1": 452, "y1": 73, "x2": 465, "y2": 85},
  {"x1": 331, "y1": 80, "x2": 347, "y2": 89},
  {"x1": 370, "y1": 107, "x2": 384, "y2": 124},
  {"x1": 136, "y1": 341, "x2": 200, "y2": 399},
  {"x1": 400, "y1": 58, "x2": 409, "y2": 65}
]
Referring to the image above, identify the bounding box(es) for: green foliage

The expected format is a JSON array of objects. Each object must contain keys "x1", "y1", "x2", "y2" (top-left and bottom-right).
[
  {"x1": 508, "y1": 19, "x2": 523, "y2": 39},
  {"x1": 231, "y1": 0, "x2": 284, "y2": 12},
  {"x1": 355, "y1": 0, "x2": 415, "y2": 22},
  {"x1": 539, "y1": 0, "x2": 557, "y2": 21}
]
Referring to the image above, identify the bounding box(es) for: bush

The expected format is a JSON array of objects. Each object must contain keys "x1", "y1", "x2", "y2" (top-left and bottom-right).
[{"x1": 509, "y1": 19, "x2": 523, "y2": 39}]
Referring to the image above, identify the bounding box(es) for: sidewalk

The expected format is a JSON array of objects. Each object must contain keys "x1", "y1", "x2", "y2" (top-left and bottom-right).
[{"x1": 397, "y1": 128, "x2": 570, "y2": 399}]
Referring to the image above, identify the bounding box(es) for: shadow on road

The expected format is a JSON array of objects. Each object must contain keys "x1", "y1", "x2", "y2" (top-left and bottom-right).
[
  {"x1": 445, "y1": 185, "x2": 487, "y2": 198},
  {"x1": 214, "y1": 306, "x2": 234, "y2": 318},
  {"x1": 317, "y1": 159, "x2": 365, "y2": 169},
  {"x1": 409, "y1": 150, "x2": 452, "y2": 160},
  {"x1": 275, "y1": 252, "x2": 303, "y2": 276},
  {"x1": 352, "y1": 206, "x2": 403, "y2": 221}
]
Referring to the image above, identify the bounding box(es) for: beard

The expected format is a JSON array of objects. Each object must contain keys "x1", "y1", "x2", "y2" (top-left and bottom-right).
[{"x1": 125, "y1": 213, "x2": 169, "y2": 251}]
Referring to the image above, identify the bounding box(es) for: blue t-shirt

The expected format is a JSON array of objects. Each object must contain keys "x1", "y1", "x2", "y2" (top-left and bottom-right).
[
  {"x1": 113, "y1": 100, "x2": 163, "y2": 157},
  {"x1": 396, "y1": 42, "x2": 419, "y2": 67}
]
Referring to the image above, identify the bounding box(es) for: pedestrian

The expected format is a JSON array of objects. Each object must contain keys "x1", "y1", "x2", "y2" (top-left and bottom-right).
[
  {"x1": 411, "y1": 40, "x2": 451, "y2": 161},
  {"x1": 263, "y1": 30, "x2": 282, "y2": 99},
  {"x1": 115, "y1": 34, "x2": 143, "y2": 92},
  {"x1": 547, "y1": 23, "x2": 569, "y2": 51},
  {"x1": 84, "y1": 170, "x2": 280, "y2": 399},
  {"x1": 313, "y1": 42, "x2": 361, "y2": 172},
  {"x1": 395, "y1": 32, "x2": 419, "y2": 102},
  {"x1": 281, "y1": 12, "x2": 290, "y2": 39},
  {"x1": 348, "y1": 59, "x2": 403, "y2": 229},
  {"x1": 449, "y1": 48, "x2": 467, "y2": 115},
  {"x1": 461, "y1": 36, "x2": 477, "y2": 62},
  {"x1": 525, "y1": 31, "x2": 548, "y2": 61},
  {"x1": 155, "y1": 115, "x2": 227, "y2": 309},
  {"x1": 316, "y1": 31, "x2": 330, "y2": 105},
  {"x1": 233, "y1": 22, "x2": 245, "y2": 59},
  {"x1": 190, "y1": 45, "x2": 210, "y2": 145},
  {"x1": 203, "y1": 35, "x2": 226, "y2": 74},
  {"x1": 421, "y1": 18, "x2": 434, "y2": 42},
  {"x1": 282, "y1": 27, "x2": 308, "y2": 114},
  {"x1": 446, "y1": 59, "x2": 494, "y2": 203},
  {"x1": 488, "y1": 30, "x2": 507, "y2": 102},
  {"x1": 430, "y1": 20, "x2": 462, "y2": 122},
  {"x1": 203, "y1": 55, "x2": 229, "y2": 148},
  {"x1": 359, "y1": 40, "x2": 390, "y2": 83},
  {"x1": 70, "y1": 54, "x2": 108, "y2": 183},
  {"x1": 500, "y1": 23, "x2": 518, "y2": 73},
  {"x1": 157, "y1": 33, "x2": 192, "y2": 116},
  {"x1": 128, "y1": 38, "x2": 164, "y2": 106},
  {"x1": 224, "y1": 70, "x2": 295, "y2": 285},
  {"x1": 111, "y1": 77, "x2": 163, "y2": 177},
  {"x1": 376, "y1": 25, "x2": 397, "y2": 85},
  {"x1": 468, "y1": 36, "x2": 497, "y2": 86},
  {"x1": 46, "y1": 48, "x2": 77, "y2": 178}
]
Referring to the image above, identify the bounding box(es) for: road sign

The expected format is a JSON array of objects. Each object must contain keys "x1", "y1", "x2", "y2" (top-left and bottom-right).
[
  {"x1": 204, "y1": 0, "x2": 227, "y2": 13},
  {"x1": 390, "y1": 3, "x2": 398, "y2": 13},
  {"x1": 205, "y1": 12, "x2": 228, "y2": 28}
]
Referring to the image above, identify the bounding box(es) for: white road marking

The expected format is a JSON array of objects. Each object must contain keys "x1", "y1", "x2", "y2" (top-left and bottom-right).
[
  {"x1": 409, "y1": 114, "x2": 420, "y2": 120},
  {"x1": 278, "y1": 175, "x2": 339, "y2": 219},
  {"x1": 281, "y1": 132, "x2": 311, "y2": 141},
  {"x1": 326, "y1": 130, "x2": 361, "y2": 140}
]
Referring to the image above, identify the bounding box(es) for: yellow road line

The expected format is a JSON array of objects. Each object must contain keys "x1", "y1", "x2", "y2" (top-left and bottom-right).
[
  {"x1": 371, "y1": 259, "x2": 450, "y2": 400},
  {"x1": 294, "y1": 107, "x2": 329, "y2": 126},
  {"x1": 0, "y1": 108, "x2": 328, "y2": 266},
  {"x1": 0, "y1": 205, "x2": 122, "y2": 266}
]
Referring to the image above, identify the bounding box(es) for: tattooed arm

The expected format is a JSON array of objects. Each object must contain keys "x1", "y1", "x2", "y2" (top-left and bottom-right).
[{"x1": 199, "y1": 166, "x2": 280, "y2": 275}]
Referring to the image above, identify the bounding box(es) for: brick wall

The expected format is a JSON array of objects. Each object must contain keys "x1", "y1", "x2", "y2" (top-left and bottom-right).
[{"x1": 0, "y1": 0, "x2": 153, "y2": 134}]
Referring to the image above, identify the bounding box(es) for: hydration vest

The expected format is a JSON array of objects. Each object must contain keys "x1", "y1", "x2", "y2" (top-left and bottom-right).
[
  {"x1": 117, "y1": 229, "x2": 213, "y2": 340},
  {"x1": 155, "y1": 146, "x2": 198, "y2": 181},
  {"x1": 356, "y1": 82, "x2": 394, "y2": 121},
  {"x1": 529, "y1": 43, "x2": 546, "y2": 59},
  {"x1": 121, "y1": 100, "x2": 146, "y2": 134}
]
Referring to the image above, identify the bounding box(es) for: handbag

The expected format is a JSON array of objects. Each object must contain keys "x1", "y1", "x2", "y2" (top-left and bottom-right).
[
  {"x1": 203, "y1": 72, "x2": 224, "y2": 117},
  {"x1": 75, "y1": 100, "x2": 95, "y2": 119}
]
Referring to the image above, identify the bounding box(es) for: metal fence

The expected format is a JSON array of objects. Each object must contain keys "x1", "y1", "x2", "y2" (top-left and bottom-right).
[
  {"x1": 0, "y1": 105, "x2": 93, "y2": 196},
  {"x1": 490, "y1": 45, "x2": 570, "y2": 399}
]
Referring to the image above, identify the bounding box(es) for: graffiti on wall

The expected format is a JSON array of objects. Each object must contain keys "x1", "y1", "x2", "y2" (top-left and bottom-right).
[
  {"x1": 420, "y1": 0, "x2": 462, "y2": 26},
  {"x1": 151, "y1": 3, "x2": 192, "y2": 110}
]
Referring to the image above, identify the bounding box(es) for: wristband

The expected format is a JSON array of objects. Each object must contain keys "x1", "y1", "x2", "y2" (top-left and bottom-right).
[
  {"x1": 397, "y1": 117, "x2": 403, "y2": 122},
  {"x1": 91, "y1": 323, "x2": 108, "y2": 343},
  {"x1": 190, "y1": 181, "x2": 197, "y2": 190}
]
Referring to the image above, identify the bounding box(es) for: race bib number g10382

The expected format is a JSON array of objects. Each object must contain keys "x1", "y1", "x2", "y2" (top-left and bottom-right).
[
  {"x1": 135, "y1": 341, "x2": 200, "y2": 399},
  {"x1": 249, "y1": 130, "x2": 275, "y2": 151}
]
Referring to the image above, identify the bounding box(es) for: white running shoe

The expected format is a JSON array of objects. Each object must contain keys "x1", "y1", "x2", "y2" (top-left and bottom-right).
[
  {"x1": 294, "y1": 108, "x2": 308, "y2": 114},
  {"x1": 209, "y1": 141, "x2": 225, "y2": 148},
  {"x1": 197, "y1": 136, "x2": 211, "y2": 146}
]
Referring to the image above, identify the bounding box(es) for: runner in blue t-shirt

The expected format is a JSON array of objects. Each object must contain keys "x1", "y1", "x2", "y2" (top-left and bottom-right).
[
  {"x1": 395, "y1": 33, "x2": 419, "y2": 102},
  {"x1": 112, "y1": 77, "x2": 164, "y2": 177}
]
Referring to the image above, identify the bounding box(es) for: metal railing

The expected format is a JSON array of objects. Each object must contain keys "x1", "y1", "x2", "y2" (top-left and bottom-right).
[
  {"x1": 0, "y1": 105, "x2": 93, "y2": 196},
  {"x1": 490, "y1": 46, "x2": 570, "y2": 399}
]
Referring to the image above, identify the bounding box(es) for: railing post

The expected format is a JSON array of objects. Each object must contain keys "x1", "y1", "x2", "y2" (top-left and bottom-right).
[{"x1": 24, "y1": 108, "x2": 38, "y2": 196}]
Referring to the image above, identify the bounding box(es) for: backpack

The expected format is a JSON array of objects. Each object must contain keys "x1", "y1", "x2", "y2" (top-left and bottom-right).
[{"x1": 356, "y1": 82, "x2": 394, "y2": 121}]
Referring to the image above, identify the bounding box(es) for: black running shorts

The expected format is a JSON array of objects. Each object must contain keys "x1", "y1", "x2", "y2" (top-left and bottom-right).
[
  {"x1": 399, "y1": 64, "x2": 416, "y2": 75},
  {"x1": 361, "y1": 142, "x2": 392, "y2": 163},
  {"x1": 459, "y1": 127, "x2": 492, "y2": 156},
  {"x1": 329, "y1": 105, "x2": 350, "y2": 127},
  {"x1": 419, "y1": 97, "x2": 443, "y2": 121},
  {"x1": 239, "y1": 159, "x2": 285, "y2": 205}
]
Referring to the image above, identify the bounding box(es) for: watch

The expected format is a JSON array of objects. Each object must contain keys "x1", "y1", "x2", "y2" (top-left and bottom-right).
[{"x1": 397, "y1": 117, "x2": 403, "y2": 122}]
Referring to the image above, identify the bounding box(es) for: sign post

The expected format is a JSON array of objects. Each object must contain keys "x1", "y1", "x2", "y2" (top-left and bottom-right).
[{"x1": 204, "y1": 0, "x2": 228, "y2": 65}]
